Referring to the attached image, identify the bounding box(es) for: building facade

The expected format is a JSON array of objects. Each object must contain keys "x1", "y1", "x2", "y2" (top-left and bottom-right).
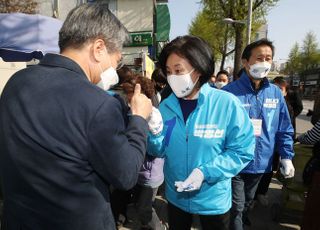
[
  {"x1": 0, "y1": 0, "x2": 170, "y2": 92},
  {"x1": 295, "y1": 68, "x2": 320, "y2": 99},
  {"x1": 37, "y1": 0, "x2": 170, "y2": 74}
]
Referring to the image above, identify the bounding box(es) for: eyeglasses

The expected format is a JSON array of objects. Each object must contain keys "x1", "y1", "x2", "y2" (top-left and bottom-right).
[
  {"x1": 116, "y1": 60, "x2": 124, "y2": 70},
  {"x1": 116, "y1": 58, "x2": 124, "y2": 70}
]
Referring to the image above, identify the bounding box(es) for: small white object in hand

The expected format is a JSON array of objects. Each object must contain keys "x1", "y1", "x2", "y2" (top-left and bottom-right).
[
  {"x1": 174, "y1": 168, "x2": 204, "y2": 192},
  {"x1": 147, "y1": 107, "x2": 163, "y2": 135}
]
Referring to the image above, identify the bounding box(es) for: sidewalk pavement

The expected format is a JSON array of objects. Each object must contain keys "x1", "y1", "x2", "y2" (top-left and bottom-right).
[
  {"x1": 245, "y1": 178, "x2": 302, "y2": 230},
  {"x1": 296, "y1": 100, "x2": 313, "y2": 137}
]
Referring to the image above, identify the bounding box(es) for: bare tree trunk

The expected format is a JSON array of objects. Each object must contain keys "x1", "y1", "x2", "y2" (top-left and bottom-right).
[
  {"x1": 220, "y1": 45, "x2": 227, "y2": 71},
  {"x1": 220, "y1": 54, "x2": 226, "y2": 71},
  {"x1": 220, "y1": 25, "x2": 229, "y2": 71},
  {"x1": 233, "y1": 25, "x2": 245, "y2": 80}
]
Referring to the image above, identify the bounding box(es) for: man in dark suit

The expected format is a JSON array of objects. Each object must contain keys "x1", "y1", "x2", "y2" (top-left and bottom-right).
[{"x1": 0, "y1": 3, "x2": 152, "y2": 230}]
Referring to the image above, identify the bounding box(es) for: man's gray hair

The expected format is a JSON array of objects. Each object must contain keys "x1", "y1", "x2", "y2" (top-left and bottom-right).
[{"x1": 59, "y1": 3, "x2": 129, "y2": 53}]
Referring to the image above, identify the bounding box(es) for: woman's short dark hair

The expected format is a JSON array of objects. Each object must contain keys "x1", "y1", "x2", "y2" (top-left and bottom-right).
[
  {"x1": 158, "y1": 35, "x2": 215, "y2": 87},
  {"x1": 241, "y1": 39, "x2": 275, "y2": 61}
]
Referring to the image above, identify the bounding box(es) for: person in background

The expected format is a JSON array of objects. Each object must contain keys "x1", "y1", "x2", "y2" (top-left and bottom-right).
[
  {"x1": 273, "y1": 77, "x2": 294, "y2": 119},
  {"x1": 0, "y1": 3, "x2": 153, "y2": 230},
  {"x1": 215, "y1": 70, "x2": 230, "y2": 89},
  {"x1": 117, "y1": 66, "x2": 135, "y2": 85},
  {"x1": 287, "y1": 85, "x2": 303, "y2": 127},
  {"x1": 298, "y1": 120, "x2": 320, "y2": 145},
  {"x1": 253, "y1": 76, "x2": 298, "y2": 207},
  {"x1": 223, "y1": 39, "x2": 295, "y2": 230},
  {"x1": 150, "y1": 67, "x2": 170, "y2": 208},
  {"x1": 148, "y1": 35, "x2": 255, "y2": 230},
  {"x1": 109, "y1": 66, "x2": 135, "y2": 110},
  {"x1": 152, "y1": 68, "x2": 172, "y2": 102},
  {"x1": 208, "y1": 74, "x2": 216, "y2": 87},
  {"x1": 121, "y1": 76, "x2": 166, "y2": 230},
  {"x1": 109, "y1": 73, "x2": 164, "y2": 230},
  {"x1": 151, "y1": 68, "x2": 167, "y2": 101},
  {"x1": 273, "y1": 76, "x2": 303, "y2": 138},
  {"x1": 108, "y1": 67, "x2": 135, "y2": 228},
  {"x1": 298, "y1": 121, "x2": 320, "y2": 186},
  {"x1": 308, "y1": 91, "x2": 320, "y2": 125}
]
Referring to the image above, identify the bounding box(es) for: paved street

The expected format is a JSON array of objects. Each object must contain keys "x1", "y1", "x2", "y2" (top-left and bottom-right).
[{"x1": 295, "y1": 100, "x2": 314, "y2": 137}]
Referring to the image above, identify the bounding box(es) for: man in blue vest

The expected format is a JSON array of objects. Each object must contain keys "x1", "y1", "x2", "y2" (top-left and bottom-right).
[{"x1": 223, "y1": 39, "x2": 295, "y2": 230}]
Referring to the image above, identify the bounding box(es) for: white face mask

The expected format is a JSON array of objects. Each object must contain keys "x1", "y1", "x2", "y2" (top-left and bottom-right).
[
  {"x1": 249, "y1": 61, "x2": 271, "y2": 79},
  {"x1": 96, "y1": 50, "x2": 119, "y2": 91},
  {"x1": 167, "y1": 69, "x2": 197, "y2": 98},
  {"x1": 97, "y1": 66, "x2": 119, "y2": 91},
  {"x1": 215, "y1": 81, "x2": 227, "y2": 89}
]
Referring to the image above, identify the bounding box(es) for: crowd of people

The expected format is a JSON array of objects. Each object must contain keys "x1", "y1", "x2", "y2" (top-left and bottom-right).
[{"x1": 0, "y1": 2, "x2": 319, "y2": 230}]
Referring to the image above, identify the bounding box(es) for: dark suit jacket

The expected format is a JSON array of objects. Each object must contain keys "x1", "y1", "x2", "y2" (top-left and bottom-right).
[{"x1": 0, "y1": 54, "x2": 148, "y2": 230}]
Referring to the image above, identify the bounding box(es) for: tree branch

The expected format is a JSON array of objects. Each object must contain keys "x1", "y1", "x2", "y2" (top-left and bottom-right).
[
  {"x1": 253, "y1": 0, "x2": 264, "y2": 11},
  {"x1": 218, "y1": 0, "x2": 227, "y2": 13},
  {"x1": 226, "y1": 49, "x2": 235, "y2": 56}
]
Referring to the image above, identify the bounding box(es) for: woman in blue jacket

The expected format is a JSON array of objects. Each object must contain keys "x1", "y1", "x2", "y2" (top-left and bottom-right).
[{"x1": 147, "y1": 35, "x2": 255, "y2": 230}]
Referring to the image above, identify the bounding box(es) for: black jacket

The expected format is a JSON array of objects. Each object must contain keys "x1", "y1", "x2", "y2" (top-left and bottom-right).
[
  {"x1": 287, "y1": 89, "x2": 303, "y2": 118},
  {"x1": 0, "y1": 54, "x2": 148, "y2": 230}
]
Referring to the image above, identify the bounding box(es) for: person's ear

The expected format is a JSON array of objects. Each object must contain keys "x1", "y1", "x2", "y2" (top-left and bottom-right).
[
  {"x1": 242, "y1": 58, "x2": 247, "y2": 67},
  {"x1": 242, "y1": 58, "x2": 250, "y2": 70},
  {"x1": 92, "y1": 39, "x2": 106, "y2": 63}
]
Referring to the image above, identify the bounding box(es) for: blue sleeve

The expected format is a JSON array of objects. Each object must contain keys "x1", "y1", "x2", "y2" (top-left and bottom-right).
[
  {"x1": 276, "y1": 95, "x2": 294, "y2": 159},
  {"x1": 147, "y1": 114, "x2": 177, "y2": 157},
  {"x1": 199, "y1": 98, "x2": 255, "y2": 184},
  {"x1": 147, "y1": 132, "x2": 166, "y2": 157}
]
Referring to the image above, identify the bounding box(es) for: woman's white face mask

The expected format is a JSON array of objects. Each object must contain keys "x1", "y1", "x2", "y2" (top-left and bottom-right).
[
  {"x1": 96, "y1": 49, "x2": 119, "y2": 91},
  {"x1": 167, "y1": 69, "x2": 198, "y2": 98}
]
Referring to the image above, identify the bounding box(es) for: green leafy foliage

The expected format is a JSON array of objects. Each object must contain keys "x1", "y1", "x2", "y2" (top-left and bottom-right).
[
  {"x1": 189, "y1": 0, "x2": 279, "y2": 74},
  {"x1": 189, "y1": 10, "x2": 233, "y2": 62},
  {"x1": 284, "y1": 31, "x2": 320, "y2": 75},
  {"x1": 284, "y1": 42, "x2": 301, "y2": 74},
  {"x1": 301, "y1": 31, "x2": 320, "y2": 70}
]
